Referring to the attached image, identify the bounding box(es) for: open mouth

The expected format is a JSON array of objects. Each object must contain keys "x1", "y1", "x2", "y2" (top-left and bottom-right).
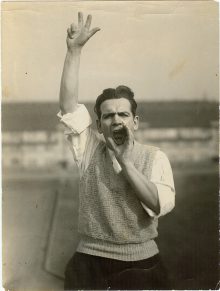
[{"x1": 112, "y1": 126, "x2": 127, "y2": 145}]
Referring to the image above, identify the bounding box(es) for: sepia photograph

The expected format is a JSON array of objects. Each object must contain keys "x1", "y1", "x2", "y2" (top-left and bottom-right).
[{"x1": 2, "y1": 1, "x2": 219, "y2": 290}]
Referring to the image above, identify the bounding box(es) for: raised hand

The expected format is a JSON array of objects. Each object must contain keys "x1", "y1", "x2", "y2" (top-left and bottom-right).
[
  {"x1": 107, "y1": 123, "x2": 135, "y2": 165},
  {"x1": 66, "y1": 12, "x2": 100, "y2": 51}
]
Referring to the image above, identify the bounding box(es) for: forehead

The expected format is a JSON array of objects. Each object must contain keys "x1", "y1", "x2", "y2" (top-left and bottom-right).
[{"x1": 100, "y1": 98, "x2": 132, "y2": 114}]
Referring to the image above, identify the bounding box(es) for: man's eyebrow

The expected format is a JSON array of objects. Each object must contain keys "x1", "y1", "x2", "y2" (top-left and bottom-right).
[
  {"x1": 118, "y1": 111, "x2": 130, "y2": 115},
  {"x1": 102, "y1": 112, "x2": 115, "y2": 117},
  {"x1": 102, "y1": 111, "x2": 130, "y2": 117}
]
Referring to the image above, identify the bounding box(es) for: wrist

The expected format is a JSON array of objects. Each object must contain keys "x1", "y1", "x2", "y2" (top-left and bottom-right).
[
  {"x1": 67, "y1": 46, "x2": 82, "y2": 55},
  {"x1": 119, "y1": 158, "x2": 134, "y2": 169}
]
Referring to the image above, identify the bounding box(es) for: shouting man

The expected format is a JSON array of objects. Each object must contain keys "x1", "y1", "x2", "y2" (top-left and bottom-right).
[{"x1": 58, "y1": 12, "x2": 175, "y2": 290}]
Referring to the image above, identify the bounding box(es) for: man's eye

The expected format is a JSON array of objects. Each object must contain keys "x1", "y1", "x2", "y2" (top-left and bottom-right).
[
  {"x1": 103, "y1": 115, "x2": 110, "y2": 119},
  {"x1": 119, "y1": 113, "x2": 129, "y2": 117}
]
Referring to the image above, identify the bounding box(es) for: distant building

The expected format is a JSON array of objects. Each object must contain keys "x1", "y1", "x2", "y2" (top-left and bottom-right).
[
  {"x1": 135, "y1": 126, "x2": 218, "y2": 163},
  {"x1": 2, "y1": 101, "x2": 218, "y2": 168}
]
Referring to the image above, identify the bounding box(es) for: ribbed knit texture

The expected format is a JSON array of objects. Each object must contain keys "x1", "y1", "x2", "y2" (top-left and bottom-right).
[
  {"x1": 77, "y1": 141, "x2": 159, "y2": 260},
  {"x1": 77, "y1": 235, "x2": 159, "y2": 261}
]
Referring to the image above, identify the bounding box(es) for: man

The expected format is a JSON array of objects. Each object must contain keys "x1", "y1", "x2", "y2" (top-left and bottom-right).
[{"x1": 58, "y1": 12, "x2": 175, "y2": 290}]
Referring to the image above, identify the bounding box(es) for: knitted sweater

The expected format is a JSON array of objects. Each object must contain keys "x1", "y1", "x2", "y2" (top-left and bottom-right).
[{"x1": 77, "y1": 140, "x2": 160, "y2": 261}]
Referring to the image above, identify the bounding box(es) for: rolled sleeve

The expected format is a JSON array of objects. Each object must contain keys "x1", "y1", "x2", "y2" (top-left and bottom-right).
[
  {"x1": 57, "y1": 104, "x2": 96, "y2": 173},
  {"x1": 154, "y1": 183, "x2": 175, "y2": 217},
  {"x1": 57, "y1": 104, "x2": 92, "y2": 135},
  {"x1": 142, "y1": 150, "x2": 175, "y2": 218}
]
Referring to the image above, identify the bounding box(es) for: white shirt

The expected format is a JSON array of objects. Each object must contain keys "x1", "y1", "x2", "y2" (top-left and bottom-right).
[{"x1": 58, "y1": 104, "x2": 175, "y2": 218}]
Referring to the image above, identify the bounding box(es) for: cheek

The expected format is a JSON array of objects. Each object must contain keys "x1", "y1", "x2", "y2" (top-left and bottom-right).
[
  {"x1": 127, "y1": 119, "x2": 135, "y2": 128},
  {"x1": 101, "y1": 122, "x2": 110, "y2": 133},
  {"x1": 127, "y1": 119, "x2": 138, "y2": 131}
]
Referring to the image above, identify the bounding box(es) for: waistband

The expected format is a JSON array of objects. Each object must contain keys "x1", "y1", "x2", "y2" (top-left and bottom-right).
[{"x1": 76, "y1": 235, "x2": 159, "y2": 261}]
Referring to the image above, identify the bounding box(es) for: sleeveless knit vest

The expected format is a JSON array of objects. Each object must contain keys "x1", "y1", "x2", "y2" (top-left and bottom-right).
[{"x1": 78, "y1": 141, "x2": 159, "y2": 244}]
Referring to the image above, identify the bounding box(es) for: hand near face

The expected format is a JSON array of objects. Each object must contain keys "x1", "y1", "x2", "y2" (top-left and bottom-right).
[
  {"x1": 107, "y1": 122, "x2": 135, "y2": 165},
  {"x1": 66, "y1": 12, "x2": 100, "y2": 51}
]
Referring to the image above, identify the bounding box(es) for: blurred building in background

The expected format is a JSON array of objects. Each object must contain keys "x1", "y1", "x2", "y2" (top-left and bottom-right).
[{"x1": 2, "y1": 101, "x2": 218, "y2": 169}]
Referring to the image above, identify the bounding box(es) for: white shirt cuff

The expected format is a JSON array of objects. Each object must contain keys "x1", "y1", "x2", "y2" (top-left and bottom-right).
[
  {"x1": 141, "y1": 183, "x2": 175, "y2": 218},
  {"x1": 57, "y1": 104, "x2": 92, "y2": 134}
]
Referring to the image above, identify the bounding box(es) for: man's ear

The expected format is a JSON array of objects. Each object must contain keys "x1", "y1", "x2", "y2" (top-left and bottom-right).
[
  {"x1": 96, "y1": 119, "x2": 103, "y2": 134},
  {"x1": 133, "y1": 115, "x2": 139, "y2": 131}
]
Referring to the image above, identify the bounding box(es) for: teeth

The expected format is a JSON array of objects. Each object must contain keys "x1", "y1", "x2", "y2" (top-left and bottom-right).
[{"x1": 113, "y1": 127, "x2": 124, "y2": 133}]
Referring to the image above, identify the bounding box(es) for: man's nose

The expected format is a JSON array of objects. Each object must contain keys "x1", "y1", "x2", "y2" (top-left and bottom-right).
[{"x1": 112, "y1": 114, "x2": 122, "y2": 125}]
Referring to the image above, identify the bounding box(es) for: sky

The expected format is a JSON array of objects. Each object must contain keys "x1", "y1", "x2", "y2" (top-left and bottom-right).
[{"x1": 2, "y1": 1, "x2": 219, "y2": 103}]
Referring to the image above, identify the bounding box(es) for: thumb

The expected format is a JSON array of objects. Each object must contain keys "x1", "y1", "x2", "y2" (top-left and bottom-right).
[
  {"x1": 89, "y1": 27, "x2": 101, "y2": 38},
  {"x1": 106, "y1": 137, "x2": 116, "y2": 151}
]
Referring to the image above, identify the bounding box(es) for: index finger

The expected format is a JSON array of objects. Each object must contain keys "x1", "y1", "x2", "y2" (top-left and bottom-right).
[
  {"x1": 122, "y1": 122, "x2": 133, "y2": 141},
  {"x1": 78, "y1": 11, "x2": 84, "y2": 28}
]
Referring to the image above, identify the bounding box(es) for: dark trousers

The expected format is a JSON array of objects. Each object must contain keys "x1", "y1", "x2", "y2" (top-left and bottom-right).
[{"x1": 64, "y1": 252, "x2": 170, "y2": 290}]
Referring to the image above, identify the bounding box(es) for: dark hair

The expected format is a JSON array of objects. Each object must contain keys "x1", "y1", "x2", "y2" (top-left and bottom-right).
[{"x1": 94, "y1": 85, "x2": 137, "y2": 119}]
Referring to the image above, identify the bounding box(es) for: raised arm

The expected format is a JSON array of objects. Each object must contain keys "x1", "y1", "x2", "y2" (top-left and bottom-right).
[{"x1": 59, "y1": 12, "x2": 100, "y2": 114}]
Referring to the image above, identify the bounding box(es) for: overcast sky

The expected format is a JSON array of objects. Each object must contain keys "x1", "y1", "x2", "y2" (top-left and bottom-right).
[{"x1": 2, "y1": 1, "x2": 219, "y2": 103}]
